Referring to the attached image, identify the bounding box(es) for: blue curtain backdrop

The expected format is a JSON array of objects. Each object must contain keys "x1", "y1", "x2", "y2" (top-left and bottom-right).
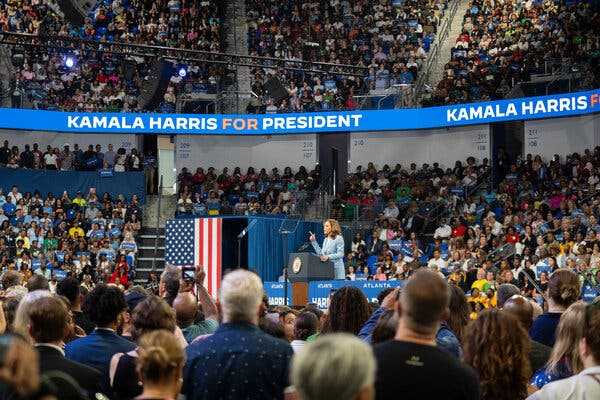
[
  {"x1": 247, "y1": 217, "x2": 323, "y2": 282},
  {"x1": 0, "y1": 168, "x2": 145, "y2": 202}
]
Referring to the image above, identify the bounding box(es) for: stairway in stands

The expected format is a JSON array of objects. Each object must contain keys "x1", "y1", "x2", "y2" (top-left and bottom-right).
[
  {"x1": 424, "y1": 0, "x2": 471, "y2": 92},
  {"x1": 219, "y1": 0, "x2": 252, "y2": 113},
  {"x1": 134, "y1": 227, "x2": 165, "y2": 284}
]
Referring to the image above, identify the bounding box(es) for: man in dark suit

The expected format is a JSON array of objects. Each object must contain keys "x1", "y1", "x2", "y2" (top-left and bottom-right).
[
  {"x1": 28, "y1": 295, "x2": 102, "y2": 398},
  {"x1": 65, "y1": 284, "x2": 136, "y2": 394}
]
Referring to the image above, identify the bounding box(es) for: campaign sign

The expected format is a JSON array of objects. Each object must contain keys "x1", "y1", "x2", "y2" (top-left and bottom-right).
[
  {"x1": 582, "y1": 285, "x2": 600, "y2": 303},
  {"x1": 307, "y1": 280, "x2": 404, "y2": 309},
  {"x1": 99, "y1": 169, "x2": 114, "y2": 178},
  {"x1": 53, "y1": 269, "x2": 68, "y2": 280},
  {"x1": 263, "y1": 282, "x2": 292, "y2": 306}
]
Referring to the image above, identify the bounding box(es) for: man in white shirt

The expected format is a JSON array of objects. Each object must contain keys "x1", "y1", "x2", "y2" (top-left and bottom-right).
[
  {"x1": 382, "y1": 200, "x2": 399, "y2": 219},
  {"x1": 486, "y1": 213, "x2": 503, "y2": 236},
  {"x1": 527, "y1": 300, "x2": 600, "y2": 400},
  {"x1": 427, "y1": 250, "x2": 447, "y2": 271},
  {"x1": 433, "y1": 221, "x2": 451, "y2": 239},
  {"x1": 9, "y1": 186, "x2": 22, "y2": 204}
]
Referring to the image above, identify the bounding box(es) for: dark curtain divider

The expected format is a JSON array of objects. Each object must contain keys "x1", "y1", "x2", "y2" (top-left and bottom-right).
[
  {"x1": 0, "y1": 168, "x2": 145, "y2": 202},
  {"x1": 247, "y1": 217, "x2": 323, "y2": 282}
]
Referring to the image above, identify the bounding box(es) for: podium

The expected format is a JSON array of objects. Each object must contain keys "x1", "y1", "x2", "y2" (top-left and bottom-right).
[{"x1": 287, "y1": 252, "x2": 334, "y2": 306}]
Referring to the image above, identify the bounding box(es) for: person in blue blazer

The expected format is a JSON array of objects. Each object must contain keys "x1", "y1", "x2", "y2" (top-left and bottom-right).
[
  {"x1": 65, "y1": 284, "x2": 136, "y2": 395},
  {"x1": 310, "y1": 219, "x2": 346, "y2": 279}
]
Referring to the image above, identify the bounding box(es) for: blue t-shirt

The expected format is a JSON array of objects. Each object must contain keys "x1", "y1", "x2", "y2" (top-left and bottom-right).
[{"x1": 529, "y1": 312, "x2": 562, "y2": 347}]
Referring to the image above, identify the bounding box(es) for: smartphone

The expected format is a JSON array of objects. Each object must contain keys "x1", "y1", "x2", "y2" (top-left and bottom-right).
[{"x1": 182, "y1": 267, "x2": 195, "y2": 282}]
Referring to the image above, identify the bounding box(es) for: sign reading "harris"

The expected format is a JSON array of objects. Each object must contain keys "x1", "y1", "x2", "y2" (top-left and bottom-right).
[{"x1": 0, "y1": 89, "x2": 598, "y2": 134}]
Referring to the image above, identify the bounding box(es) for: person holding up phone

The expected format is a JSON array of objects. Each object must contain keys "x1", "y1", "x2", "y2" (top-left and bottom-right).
[{"x1": 309, "y1": 219, "x2": 345, "y2": 279}]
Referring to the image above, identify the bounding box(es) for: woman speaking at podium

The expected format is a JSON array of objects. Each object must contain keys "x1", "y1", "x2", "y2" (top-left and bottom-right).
[{"x1": 309, "y1": 219, "x2": 345, "y2": 279}]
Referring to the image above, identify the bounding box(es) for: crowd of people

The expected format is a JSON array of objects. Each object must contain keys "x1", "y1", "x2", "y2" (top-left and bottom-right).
[
  {"x1": 428, "y1": 0, "x2": 600, "y2": 105},
  {"x1": 0, "y1": 140, "x2": 146, "y2": 172},
  {"x1": 332, "y1": 155, "x2": 489, "y2": 223},
  {"x1": 0, "y1": 177, "x2": 142, "y2": 292},
  {"x1": 334, "y1": 148, "x2": 600, "y2": 295},
  {"x1": 245, "y1": 0, "x2": 447, "y2": 113},
  {"x1": 3, "y1": 0, "x2": 225, "y2": 112},
  {"x1": 4, "y1": 0, "x2": 598, "y2": 113},
  {"x1": 0, "y1": 264, "x2": 597, "y2": 400},
  {"x1": 175, "y1": 164, "x2": 321, "y2": 216}
]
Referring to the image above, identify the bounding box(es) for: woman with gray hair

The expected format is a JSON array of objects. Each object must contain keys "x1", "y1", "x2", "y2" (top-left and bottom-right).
[
  {"x1": 291, "y1": 333, "x2": 376, "y2": 400},
  {"x1": 13, "y1": 289, "x2": 53, "y2": 342}
]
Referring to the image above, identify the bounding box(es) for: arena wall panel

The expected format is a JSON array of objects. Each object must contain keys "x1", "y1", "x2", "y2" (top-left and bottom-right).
[
  {"x1": 348, "y1": 124, "x2": 491, "y2": 170},
  {"x1": 523, "y1": 115, "x2": 600, "y2": 160},
  {"x1": 175, "y1": 134, "x2": 318, "y2": 172}
]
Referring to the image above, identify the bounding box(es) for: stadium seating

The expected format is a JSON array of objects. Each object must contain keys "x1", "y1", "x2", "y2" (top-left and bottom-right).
[
  {"x1": 245, "y1": 0, "x2": 448, "y2": 112},
  {"x1": 428, "y1": 0, "x2": 600, "y2": 104},
  {"x1": 175, "y1": 165, "x2": 321, "y2": 216},
  {"x1": 2, "y1": 0, "x2": 225, "y2": 111}
]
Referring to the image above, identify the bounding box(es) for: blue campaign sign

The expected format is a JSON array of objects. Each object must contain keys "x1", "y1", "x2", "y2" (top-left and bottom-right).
[
  {"x1": 99, "y1": 169, "x2": 114, "y2": 178},
  {"x1": 53, "y1": 269, "x2": 68, "y2": 280},
  {"x1": 263, "y1": 282, "x2": 292, "y2": 306},
  {"x1": 0, "y1": 90, "x2": 598, "y2": 135},
  {"x1": 582, "y1": 285, "x2": 599, "y2": 303},
  {"x1": 308, "y1": 280, "x2": 404, "y2": 309}
]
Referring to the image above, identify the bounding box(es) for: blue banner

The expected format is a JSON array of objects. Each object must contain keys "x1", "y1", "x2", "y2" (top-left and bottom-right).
[
  {"x1": 307, "y1": 280, "x2": 405, "y2": 308},
  {"x1": 263, "y1": 282, "x2": 292, "y2": 306},
  {"x1": 0, "y1": 90, "x2": 598, "y2": 134},
  {"x1": 582, "y1": 284, "x2": 600, "y2": 303}
]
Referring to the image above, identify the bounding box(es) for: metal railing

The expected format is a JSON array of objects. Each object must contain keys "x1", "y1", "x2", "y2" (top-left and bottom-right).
[
  {"x1": 151, "y1": 175, "x2": 164, "y2": 272},
  {"x1": 413, "y1": 0, "x2": 460, "y2": 103}
]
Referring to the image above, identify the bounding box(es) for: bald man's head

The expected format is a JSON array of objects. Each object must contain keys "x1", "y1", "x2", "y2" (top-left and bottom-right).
[
  {"x1": 399, "y1": 269, "x2": 449, "y2": 335},
  {"x1": 173, "y1": 292, "x2": 198, "y2": 328},
  {"x1": 502, "y1": 295, "x2": 533, "y2": 330}
]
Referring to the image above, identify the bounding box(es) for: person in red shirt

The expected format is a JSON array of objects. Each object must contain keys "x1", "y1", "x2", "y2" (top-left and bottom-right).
[
  {"x1": 505, "y1": 226, "x2": 520, "y2": 244},
  {"x1": 109, "y1": 254, "x2": 129, "y2": 288},
  {"x1": 452, "y1": 218, "x2": 467, "y2": 238}
]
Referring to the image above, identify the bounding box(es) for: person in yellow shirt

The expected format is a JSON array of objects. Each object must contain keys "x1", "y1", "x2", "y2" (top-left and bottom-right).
[
  {"x1": 17, "y1": 230, "x2": 30, "y2": 249},
  {"x1": 68, "y1": 223, "x2": 85, "y2": 239},
  {"x1": 471, "y1": 268, "x2": 488, "y2": 292},
  {"x1": 467, "y1": 287, "x2": 484, "y2": 304},
  {"x1": 72, "y1": 191, "x2": 87, "y2": 208},
  {"x1": 480, "y1": 288, "x2": 497, "y2": 309}
]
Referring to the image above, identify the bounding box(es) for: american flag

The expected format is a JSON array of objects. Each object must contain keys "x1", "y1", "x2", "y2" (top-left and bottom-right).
[{"x1": 165, "y1": 218, "x2": 223, "y2": 297}]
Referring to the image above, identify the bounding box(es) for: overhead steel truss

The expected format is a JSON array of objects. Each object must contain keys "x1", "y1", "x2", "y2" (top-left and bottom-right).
[{"x1": 0, "y1": 31, "x2": 367, "y2": 77}]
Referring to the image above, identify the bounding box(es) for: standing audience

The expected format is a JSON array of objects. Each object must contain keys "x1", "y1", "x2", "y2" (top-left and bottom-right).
[
  {"x1": 291, "y1": 334, "x2": 376, "y2": 400},
  {"x1": 463, "y1": 309, "x2": 531, "y2": 400},
  {"x1": 373, "y1": 270, "x2": 479, "y2": 400}
]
